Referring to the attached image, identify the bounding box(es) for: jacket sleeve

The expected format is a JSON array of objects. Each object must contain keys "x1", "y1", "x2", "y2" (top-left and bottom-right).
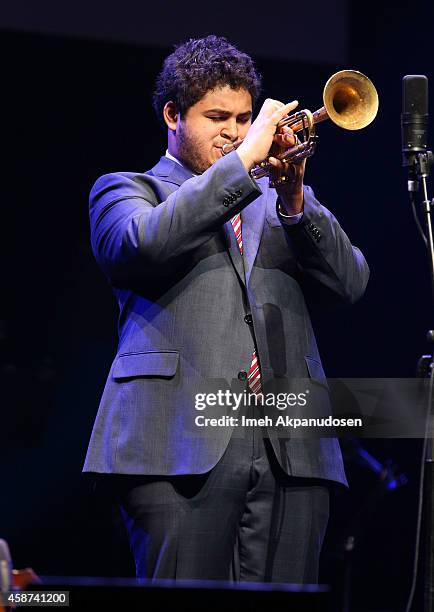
[
  {"x1": 280, "y1": 185, "x2": 370, "y2": 304},
  {"x1": 89, "y1": 152, "x2": 261, "y2": 285}
]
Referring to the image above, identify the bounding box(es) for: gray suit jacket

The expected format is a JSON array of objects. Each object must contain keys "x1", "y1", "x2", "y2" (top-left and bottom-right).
[{"x1": 83, "y1": 152, "x2": 369, "y2": 486}]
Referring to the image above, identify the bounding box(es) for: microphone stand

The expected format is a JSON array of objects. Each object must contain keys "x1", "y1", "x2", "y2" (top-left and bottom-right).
[
  {"x1": 406, "y1": 149, "x2": 434, "y2": 612},
  {"x1": 409, "y1": 152, "x2": 434, "y2": 296}
]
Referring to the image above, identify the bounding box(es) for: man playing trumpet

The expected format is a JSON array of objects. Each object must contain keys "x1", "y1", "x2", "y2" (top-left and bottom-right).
[{"x1": 84, "y1": 35, "x2": 369, "y2": 583}]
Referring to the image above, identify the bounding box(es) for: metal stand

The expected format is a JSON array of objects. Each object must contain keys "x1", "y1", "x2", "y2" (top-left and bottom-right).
[
  {"x1": 405, "y1": 150, "x2": 434, "y2": 612},
  {"x1": 407, "y1": 152, "x2": 434, "y2": 297},
  {"x1": 425, "y1": 450, "x2": 434, "y2": 612}
]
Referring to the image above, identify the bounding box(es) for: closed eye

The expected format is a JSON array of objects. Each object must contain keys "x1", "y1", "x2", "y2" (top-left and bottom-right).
[{"x1": 207, "y1": 114, "x2": 251, "y2": 123}]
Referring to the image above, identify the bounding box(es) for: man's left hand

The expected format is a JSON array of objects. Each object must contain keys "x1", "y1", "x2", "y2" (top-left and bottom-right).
[{"x1": 269, "y1": 125, "x2": 306, "y2": 216}]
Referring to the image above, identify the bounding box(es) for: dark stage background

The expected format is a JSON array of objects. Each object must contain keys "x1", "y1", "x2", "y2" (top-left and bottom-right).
[{"x1": 1, "y1": 1, "x2": 434, "y2": 610}]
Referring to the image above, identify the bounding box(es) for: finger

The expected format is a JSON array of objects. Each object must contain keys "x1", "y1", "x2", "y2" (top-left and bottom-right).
[
  {"x1": 268, "y1": 156, "x2": 280, "y2": 167},
  {"x1": 263, "y1": 98, "x2": 285, "y2": 117},
  {"x1": 280, "y1": 126, "x2": 299, "y2": 145},
  {"x1": 279, "y1": 126, "x2": 295, "y2": 135},
  {"x1": 276, "y1": 125, "x2": 296, "y2": 139},
  {"x1": 273, "y1": 133, "x2": 297, "y2": 147},
  {"x1": 272, "y1": 100, "x2": 298, "y2": 124},
  {"x1": 265, "y1": 98, "x2": 285, "y2": 109},
  {"x1": 270, "y1": 99, "x2": 285, "y2": 108},
  {"x1": 268, "y1": 158, "x2": 291, "y2": 176}
]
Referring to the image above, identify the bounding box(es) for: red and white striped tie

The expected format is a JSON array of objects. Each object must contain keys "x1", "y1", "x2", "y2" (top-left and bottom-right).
[{"x1": 230, "y1": 213, "x2": 262, "y2": 395}]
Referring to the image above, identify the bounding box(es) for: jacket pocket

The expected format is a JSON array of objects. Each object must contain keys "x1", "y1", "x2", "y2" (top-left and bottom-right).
[
  {"x1": 305, "y1": 356, "x2": 329, "y2": 389},
  {"x1": 112, "y1": 350, "x2": 179, "y2": 380}
]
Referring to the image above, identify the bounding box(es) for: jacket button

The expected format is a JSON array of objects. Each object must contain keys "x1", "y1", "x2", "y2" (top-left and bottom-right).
[
  {"x1": 244, "y1": 314, "x2": 253, "y2": 325},
  {"x1": 238, "y1": 370, "x2": 248, "y2": 381},
  {"x1": 223, "y1": 198, "x2": 230, "y2": 207}
]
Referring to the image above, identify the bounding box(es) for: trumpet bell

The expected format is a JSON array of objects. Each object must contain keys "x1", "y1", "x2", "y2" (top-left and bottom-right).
[{"x1": 323, "y1": 70, "x2": 379, "y2": 131}]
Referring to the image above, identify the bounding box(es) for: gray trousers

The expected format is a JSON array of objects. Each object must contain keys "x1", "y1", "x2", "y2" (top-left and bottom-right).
[{"x1": 118, "y1": 406, "x2": 330, "y2": 583}]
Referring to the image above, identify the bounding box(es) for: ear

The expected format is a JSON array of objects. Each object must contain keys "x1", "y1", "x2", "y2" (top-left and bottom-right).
[{"x1": 163, "y1": 101, "x2": 178, "y2": 131}]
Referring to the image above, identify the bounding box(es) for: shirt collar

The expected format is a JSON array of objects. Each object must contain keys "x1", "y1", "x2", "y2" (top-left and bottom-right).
[{"x1": 165, "y1": 150, "x2": 198, "y2": 176}]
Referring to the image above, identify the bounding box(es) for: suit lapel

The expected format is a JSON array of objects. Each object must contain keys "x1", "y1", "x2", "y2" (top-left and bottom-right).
[
  {"x1": 149, "y1": 156, "x2": 194, "y2": 186},
  {"x1": 240, "y1": 187, "x2": 267, "y2": 287}
]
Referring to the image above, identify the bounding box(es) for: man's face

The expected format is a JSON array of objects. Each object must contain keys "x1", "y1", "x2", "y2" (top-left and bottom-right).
[{"x1": 169, "y1": 85, "x2": 253, "y2": 174}]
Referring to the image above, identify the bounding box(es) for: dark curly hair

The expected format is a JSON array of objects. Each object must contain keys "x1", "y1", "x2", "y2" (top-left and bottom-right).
[{"x1": 152, "y1": 35, "x2": 262, "y2": 127}]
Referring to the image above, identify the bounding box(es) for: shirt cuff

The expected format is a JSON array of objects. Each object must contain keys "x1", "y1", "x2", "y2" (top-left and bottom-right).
[{"x1": 276, "y1": 201, "x2": 304, "y2": 225}]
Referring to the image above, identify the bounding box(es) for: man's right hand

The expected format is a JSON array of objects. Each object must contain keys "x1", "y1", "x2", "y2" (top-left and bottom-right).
[{"x1": 236, "y1": 99, "x2": 299, "y2": 172}]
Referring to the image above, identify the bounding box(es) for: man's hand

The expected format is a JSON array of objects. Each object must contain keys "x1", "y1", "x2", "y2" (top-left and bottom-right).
[
  {"x1": 269, "y1": 128, "x2": 306, "y2": 215},
  {"x1": 270, "y1": 126, "x2": 306, "y2": 215},
  {"x1": 236, "y1": 99, "x2": 299, "y2": 171},
  {"x1": 236, "y1": 99, "x2": 306, "y2": 216}
]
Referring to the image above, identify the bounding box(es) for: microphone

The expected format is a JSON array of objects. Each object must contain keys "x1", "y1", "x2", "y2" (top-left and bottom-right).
[{"x1": 401, "y1": 75, "x2": 429, "y2": 170}]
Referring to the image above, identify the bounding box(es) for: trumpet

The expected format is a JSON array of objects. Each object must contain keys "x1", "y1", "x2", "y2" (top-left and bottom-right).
[{"x1": 222, "y1": 70, "x2": 379, "y2": 184}]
